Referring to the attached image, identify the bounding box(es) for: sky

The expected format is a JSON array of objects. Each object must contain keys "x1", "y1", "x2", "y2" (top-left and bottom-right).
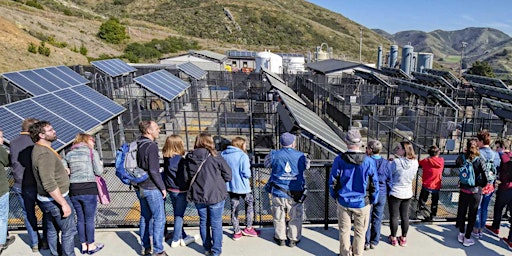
[{"x1": 307, "y1": 0, "x2": 512, "y2": 36}]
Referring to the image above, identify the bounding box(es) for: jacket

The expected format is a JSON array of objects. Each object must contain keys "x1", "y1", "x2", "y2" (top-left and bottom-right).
[
  {"x1": 221, "y1": 146, "x2": 252, "y2": 194},
  {"x1": 389, "y1": 157, "x2": 419, "y2": 199},
  {"x1": 264, "y1": 148, "x2": 308, "y2": 198},
  {"x1": 62, "y1": 143, "x2": 103, "y2": 183},
  {"x1": 186, "y1": 148, "x2": 232, "y2": 204},
  {"x1": 479, "y1": 147, "x2": 500, "y2": 194},
  {"x1": 9, "y1": 133, "x2": 36, "y2": 188},
  {"x1": 329, "y1": 151, "x2": 379, "y2": 208},
  {"x1": 0, "y1": 146, "x2": 9, "y2": 196},
  {"x1": 162, "y1": 155, "x2": 188, "y2": 192},
  {"x1": 419, "y1": 156, "x2": 444, "y2": 190},
  {"x1": 136, "y1": 136, "x2": 165, "y2": 191},
  {"x1": 371, "y1": 155, "x2": 392, "y2": 195},
  {"x1": 32, "y1": 144, "x2": 70, "y2": 197},
  {"x1": 498, "y1": 152, "x2": 512, "y2": 191}
]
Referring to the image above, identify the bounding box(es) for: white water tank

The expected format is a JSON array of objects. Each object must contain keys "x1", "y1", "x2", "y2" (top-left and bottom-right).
[
  {"x1": 256, "y1": 51, "x2": 283, "y2": 74},
  {"x1": 285, "y1": 56, "x2": 305, "y2": 74}
]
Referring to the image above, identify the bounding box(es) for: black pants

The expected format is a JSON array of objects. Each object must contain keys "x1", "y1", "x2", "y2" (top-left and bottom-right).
[
  {"x1": 418, "y1": 187, "x2": 440, "y2": 218},
  {"x1": 388, "y1": 195, "x2": 411, "y2": 237},
  {"x1": 456, "y1": 191, "x2": 482, "y2": 239}
]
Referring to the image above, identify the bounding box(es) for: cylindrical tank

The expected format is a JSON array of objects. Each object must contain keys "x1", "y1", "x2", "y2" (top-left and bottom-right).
[
  {"x1": 411, "y1": 52, "x2": 418, "y2": 73},
  {"x1": 256, "y1": 51, "x2": 283, "y2": 74},
  {"x1": 389, "y1": 45, "x2": 398, "y2": 68},
  {"x1": 377, "y1": 46, "x2": 383, "y2": 69},
  {"x1": 317, "y1": 50, "x2": 329, "y2": 61},
  {"x1": 286, "y1": 56, "x2": 305, "y2": 74},
  {"x1": 417, "y1": 52, "x2": 434, "y2": 72},
  {"x1": 400, "y1": 45, "x2": 414, "y2": 74}
]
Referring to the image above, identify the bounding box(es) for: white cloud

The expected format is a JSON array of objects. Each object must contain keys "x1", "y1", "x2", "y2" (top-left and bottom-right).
[{"x1": 460, "y1": 14, "x2": 475, "y2": 22}]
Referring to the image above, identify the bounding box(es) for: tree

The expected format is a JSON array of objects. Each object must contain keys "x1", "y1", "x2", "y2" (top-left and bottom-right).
[
  {"x1": 466, "y1": 61, "x2": 495, "y2": 77},
  {"x1": 97, "y1": 17, "x2": 129, "y2": 44}
]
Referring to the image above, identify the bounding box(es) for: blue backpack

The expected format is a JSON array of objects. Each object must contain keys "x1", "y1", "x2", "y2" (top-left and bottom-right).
[
  {"x1": 482, "y1": 155, "x2": 497, "y2": 185},
  {"x1": 115, "y1": 140, "x2": 151, "y2": 185},
  {"x1": 459, "y1": 155, "x2": 477, "y2": 186}
]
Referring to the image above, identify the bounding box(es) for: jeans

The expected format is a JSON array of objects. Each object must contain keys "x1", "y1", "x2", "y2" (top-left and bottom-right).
[
  {"x1": 39, "y1": 196, "x2": 77, "y2": 256},
  {"x1": 0, "y1": 193, "x2": 8, "y2": 245},
  {"x1": 136, "y1": 188, "x2": 165, "y2": 254},
  {"x1": 196, "y1": 200, "x2": 225, "y2": 256},
  {"x1": 13, "y1": 186, "x2": 46, "y2": 247},
  {"x1": 388, "y1": 195, "x2": 411, "y2": 237},
  {"x1": 169, "y1": 192, "x2": 187, "y2": 242},
  {"x1": 229, "y1": 192, "x2": 254, "y2": 233},
  {"x1": 365, "y1": 193, "x2": 386, "y2": 245},
  {"x1": 456, "y1": 191, "x2": 481, "y2": 239},
  {"x1": 418, "y1": 187, "x2": 440, "y2": 218},
  {"x1": 475, "y1": 192, "x2": 494, "y2": 229},
  {"x1": 71, "y1": 194, "x2": 98, "y2": 244}
]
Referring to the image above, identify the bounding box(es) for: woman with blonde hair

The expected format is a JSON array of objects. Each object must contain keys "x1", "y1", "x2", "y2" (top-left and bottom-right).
[
  {"x1": 161, "y1": 135, "x2": 196, "y2": 247},
  {"x1": 62, "y1": 133, "x2": 104, "y2": 254},
  {"x1": 186, "y1": 133, "x2": 232, "y2": 256}
]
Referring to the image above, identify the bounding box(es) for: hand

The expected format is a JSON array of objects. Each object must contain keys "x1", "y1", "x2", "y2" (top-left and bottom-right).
[
  {"x1": 61, "y1": 203, "x2": 72, "y2": 218},
  {"x1": 161, "y1": 190, "x2": 167, "y2": 199},
  {"x1": 65, "y1": 168, "x2": 70, "y2": 175}
]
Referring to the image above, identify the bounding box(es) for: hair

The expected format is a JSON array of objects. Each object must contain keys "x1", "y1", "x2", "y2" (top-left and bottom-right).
[
  {"x1": 22, "y1": 118, "x2": 39, "y2": 132},
  {"x1": 29, "y1": 120, "x2": 51, "y2": 143},
  {"x1": 367, "y1": 140, "x2": 382, "y2": 154},
  {"x1": 138, "y1": 120, "x2": 153, "y2": 135},
  {"x1": 477, "y1": 129, "x2": 491, "y2": 145},
  {"x1": 162, "y1": 135, "x2": 186, "y2": 158},
  {"x1": 194, "y1": 132, "x2": 217, "y2": 156},
  {"x1": 496, "y1": 139, "x2": 511, "y2": 150},
  {"x1": 231, "y1": 137, "x2": 246, "y2": 152},
  {"x1": 427, "y1": 145, "x2": 440, "y2": 157},
  {"x1": 400, "y1": 141, "x2": 416, "y2": 160},
  {"x1": 72, "y1": 133, "x2": 93, "y2": 146},
  {"x1": 465, "y1": 138, "x2": 480, "y2": 160}
]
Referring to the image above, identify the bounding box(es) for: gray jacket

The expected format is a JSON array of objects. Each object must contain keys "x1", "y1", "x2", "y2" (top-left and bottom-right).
[{"x1": 62, "y1": 144, "x2": 103, "y2": 183}]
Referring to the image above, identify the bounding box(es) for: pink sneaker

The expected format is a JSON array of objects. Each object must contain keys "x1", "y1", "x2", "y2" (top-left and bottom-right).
[
  {"x1": 398, "y1": 236, "x2": 407, "y2": 247},
  {"x1": 241, "y1": 227, "x2": 259, "y2": 237},
  {"x1": 233, "y1": 231, "x2": 243, "y2": 241},
  {"x1": 388, "y1": 235, "x2": 398, "y2": 246}
]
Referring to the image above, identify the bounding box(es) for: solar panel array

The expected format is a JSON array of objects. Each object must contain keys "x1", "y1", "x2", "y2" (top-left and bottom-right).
[
  {"x1": 393, "y1": 79, "x2": 461, "y2": 110},
  {"x1": 354, "y1": 70, "x2": 394, "y2": 88},
  {"x1": 483, "y1": 98, "x2": 512, "y2": 122},
  {"x1": 178, "y1": 62, "x2": 207, "y2": 80},
  {"x1": 226, "y1": 50, "x2": 256, "y2": 58},
  {"x1": 134, "y1": 70, "x2": 191, "y2": 103},
  {"x1": 463, "y1": 74, "x2": 509, "y2": 89},
  {"x1": 277, "y1": 91, "x2": 347, "y2": 154},
  {"x1": 424, "y1": 69, "x2": 461, "y2": 86},
  {"x1": 412, "y1": 72, "x2": 456, "y2": 90},
  {"x1": 261, "y1": 67, "x2": 285, "y2": 83},
  {"x1": 471, "y1": 82, "x2": 512, "y2": 103},
  {"x1": 1, "y1": 66, "x2": 89, "y2": 96},
  {"x1": 0, "y1": 85, "x2": 125, "y2": 150},
  {"x1": 380, "y1": 67, "x2": 413, "y2": 80},
  {"x1": 91, "y1": 58, "x2": 137, "y2": 77},
  {"x1": 264, "y1": 73, "x2": 306, "y2": 105}
]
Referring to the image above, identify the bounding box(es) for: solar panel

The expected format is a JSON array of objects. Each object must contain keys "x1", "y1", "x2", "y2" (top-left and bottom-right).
[
  {"x1": 354, "y1": 70, "x2": 395, "y2": 88},
  {"x1": 483, "y1": 98, "x2": 512, "y2": 122},
  {"x1": 178, "y1": 62, "x2": 207, "y2": 80},
  {"x1": 1, "y1": 66, "x2": 89, "y2": 96},
  {"x1": 277, "y1": 91, "x2": 347, "y2": 154},
  {"x1": 412, "y1": 72, "x2": 456, "y2": 90},
  {"x1": 0, "y1": 108, "x2": 24, "y2": 143},
  {"x1": 393, "y1": 79, "x2": 461, "y2": 110},
  {"x1": 424, "y1": 69, "x2": 461, "y2": 86},
  {"x1": 261, "y1": 67, "x2": 285, "y2": 83},
  {"x1": 380, "y1": 67, "x2": 413, "y2": 80},
  {"x1": 471, "y1": 82, "x2": 512, "y2": 103},
  {"x1": 91, "y1": 58, "x2": 137, "y2": 77},
  {"x1": 71, "y1": 86, "x2": 126, "y2": 116},
  {"x1": 134, "y1": 70, "x2": 191, "y2": 103},
  {"x1": 226, "y1": 50, "x2": 256, "y2": 58},
  {"x1": 264, "y1": 73, "x2": 306, "y2": 105},
  {"x1": 463, "y1": 74, "x2": 509, "y2": 89}
]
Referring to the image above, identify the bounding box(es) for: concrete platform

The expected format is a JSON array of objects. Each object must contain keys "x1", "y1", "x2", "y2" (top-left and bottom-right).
[{"x1": 4, "y1": 222, "x2": 512, "y2": 255}]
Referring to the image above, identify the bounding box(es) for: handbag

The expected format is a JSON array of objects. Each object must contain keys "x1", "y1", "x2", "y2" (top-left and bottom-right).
[
  {"x1": 89, "y1": 148, "x2": 110, "y2": 204},
  {"x1": 187, "y1": 154, "x2": 210, "y2": 201}
]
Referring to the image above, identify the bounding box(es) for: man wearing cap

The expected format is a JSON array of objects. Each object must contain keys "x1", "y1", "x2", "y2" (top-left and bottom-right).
[
  {"x1": 264, "y1": 132, "x2": 310, "y2": 247},
  {"x1": 329, "y1": 129, "x2": 379, "y2": 256}
]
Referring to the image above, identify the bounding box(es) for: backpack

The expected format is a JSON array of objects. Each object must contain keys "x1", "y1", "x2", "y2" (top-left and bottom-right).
[
  {"x1": 115, "y1": 140, "x2": 151, "y2": 185},
  {"x1": 482, "y1": 154, "x2": 497, "y2": 185},
  {"x1": 459, "y1": 155, "x2": 477, "y2": 187}
]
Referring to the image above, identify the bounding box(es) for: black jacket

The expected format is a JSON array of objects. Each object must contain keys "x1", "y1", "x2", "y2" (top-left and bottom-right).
[
  {"x1": 136, "y1": 136, "x2": 165, "y2": 191},
  {"x1": 186, "y1": 148, "x2": 232, "y2": 204},
  {"x1": 9, "y1": 133, "x2": 35, "y2": 188},
  {"x1": 162, "y1": 155, "x2": 189, "y2": 191}
]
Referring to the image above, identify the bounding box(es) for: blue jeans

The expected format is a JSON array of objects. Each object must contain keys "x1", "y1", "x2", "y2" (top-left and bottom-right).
[
  {"x1": 13, "y1": 186, "x2": 46, "y2": 247},
  {"x1": 136, "y1": 188, "x2": 165, "y2": 254},
  {"x1": 475, "y1": 192, "x2": 494, "y2": 229},
  {"x1": 196, "y1": 200, "x2": 225, "y2": 256},
  {"x1": 39, "y1": 196, "x2": 77, "y2": 256},
  {"x1": 0, "y1": 193, "x2": 8, "y2": 245},
  {"x1": 169, "y1": 192, "x2": 188, "y2": 242},
  {"x1": 71, "y1": 194, "x2": 98, "y2": 244},
  {"x1": 365, "y1": 193, "x2": 386, "y2": 245}
]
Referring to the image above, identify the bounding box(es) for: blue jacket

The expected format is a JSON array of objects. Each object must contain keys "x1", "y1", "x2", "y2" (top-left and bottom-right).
[
  {"x1": 329, "y1": 152, "x2": 379, "y2": 208},
  {"x1": 221, "y1": 146, "x2": 252, "y2": 194},
  {"x1": 264, "y1": 148, "x2": 307, "y2": 198},
  {"x1": 62, "y1": 144, "x2": 103, "y2": 183},
  {"x1": 371, "y1": 155, "x2": 393, "y2": 195}
]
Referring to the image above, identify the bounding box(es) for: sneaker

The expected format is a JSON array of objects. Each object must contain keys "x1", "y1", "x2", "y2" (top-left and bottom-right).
[
  {"x1": 204, "y1": 251, "x2": 212, "y2": 256},
  {"x1": 398, "y1": 236, "x2": 407, "y2": 247},
  {"x1": 242, "y1": 227, "x2": 259, "y2": 237},
  {"x1": 502, "y1": 237, "x2": 512, "y2": 250},
  {"x1": 463, "y1": 237, "x2": 475, "y2": 247},
  {"x1": 288, "y1": 240, "x2": 300, "y2": 248},
  {"x1": 370, "y1": 243, "x2": 377, "y2": 249},
  {"x1": 388, "y1": 235, "x2": 397, "y2": 246},
  {"x1": 170, "y1": 239, "x2": 182, "y2": 248},
  {"x1": 152, "y1": 252, "x2": 168, "y2": 256},
  {"x1": 164, "y1": 233, "x2": 173, "y2": 241},
  {"x1": 273, "y1": 237, "x2": 285, "y2": 246},
  {"x1": 32, "y1": 245, "x2": 39, "y2": 252},
  {"x1": 181, "y1": 235, "x2": 196, "y2": 246},
  {"x1": 39, "y1": 240, "x2": 49, "y2": 250},
  {"x1": 485, "y1": 225, "x2": 500, "y2": 236},
  {"x1": 233, "y1": 231, "x2": 243, "y2": 241},
  {"x1": 471, "y1": 232, "x2": 481, "y2": 239},
  {"x1": 142, "y1": 247, "x2": 152, "y2": 255},
  {"x1": 0, "y1": 236, "x2": 15, "y2": 250},
  {"x1": 364, "y1": 243, "x2": 370, "y2": 250},
  {"x1": 457, "y1": 233, "x2": 464, "y2": 243}
]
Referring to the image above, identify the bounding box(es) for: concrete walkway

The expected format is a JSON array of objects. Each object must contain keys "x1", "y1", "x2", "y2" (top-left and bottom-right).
[{"x1": 4, "y1": 222, "x2": 512, "y2": 255}]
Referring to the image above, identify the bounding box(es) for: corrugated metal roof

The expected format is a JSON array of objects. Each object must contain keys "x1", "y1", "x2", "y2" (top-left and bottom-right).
[
  {"x1": 305, "y1": 59, "x2": 364, "y2": 74},
  {"x1": 189, "y1": 50, "x2": 227, "y2": 63}
]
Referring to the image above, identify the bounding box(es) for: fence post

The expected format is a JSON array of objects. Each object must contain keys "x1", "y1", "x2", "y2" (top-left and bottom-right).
[{"x1": 324, "y1": 164, "x2": 330, "y2": 230}]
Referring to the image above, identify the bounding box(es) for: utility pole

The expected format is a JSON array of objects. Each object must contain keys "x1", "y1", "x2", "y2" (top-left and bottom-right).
[
  {"x1": 460, "y1": 41, "x2": 468, "y2": 76},
  {"x1": 359, "y1": 27, "x2": 363, "y2": 63}
]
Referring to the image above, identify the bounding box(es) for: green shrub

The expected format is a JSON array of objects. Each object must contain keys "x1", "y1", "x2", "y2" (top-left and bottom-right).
[
  {"x1": 97, "y1": 17, "x2": 129, "y2": 44},
  {"x1": 70, "y1": 45, "x2": 79, "y2": 53},
  {"x1": 25, "y1": 0, "x2": 43, "y2": 9},
  {"x1": 63, "y1": 8, "x2": 72, "y2": 16},
  {"x1": 37, "y1": 42, "x2": 51, "y2": 56},
  {"x1": 46, "y1": 36, "x2": 67, "y2": 48},
  {"x1": 27, "y1": 42, "x2": 37, "y2": 53},
  {"x1": 79, "y1": 44, "x2": 88, "y2": 56}
]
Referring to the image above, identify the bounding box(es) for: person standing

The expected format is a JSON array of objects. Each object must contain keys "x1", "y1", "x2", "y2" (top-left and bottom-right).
[
  {"x1": 221, "y1": 137, "x2": 258, "y2": 240},
  {"x1": 417, "y1": 145, "x2": 444, "y2": 221},
  {"x1": 0, "y1": 129, "x2": 15, "y2": 255},
  {"x1": 388, "y1": 141, "x2": 419, "y2": 247},
  {"x1": 62, "y1": 133, "x2": 104, "y2": 254},
  {"x1": 329, "y1": 130, "x2": 378, "y2": 256},
  {"x1": 186, "y1": 133, "x2": 232, "y2": 256},
  {"x1": 364, "y1": 140, "x2": 391, "y2": 250},
  {"x1": 135, "y1": 120, "x2": 168, "y2": 256},
  {"x1": 30, "y1": 121, "x2": 77, "y2": 256},
  {"x1": 264, "y1": 132, "x2": 309, "y2": 247},
  {"x1": 9, "y1": 118, "x2": 47, "y2": 252}
]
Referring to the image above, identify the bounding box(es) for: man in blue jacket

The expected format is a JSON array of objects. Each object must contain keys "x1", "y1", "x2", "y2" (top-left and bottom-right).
[
  {"x1": 329, "y1": 129, "x2": 379, "y2": 256},
  {"x1": 264, "y1": 132, "x2": 309, "y2": 247}
]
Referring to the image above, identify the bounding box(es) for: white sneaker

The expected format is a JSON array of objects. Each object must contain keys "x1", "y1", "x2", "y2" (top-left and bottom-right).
[
  {"x1": 458, "y1": 233, "x2": 464, "y2": 243},
  {"x1": 181, "y1": 235, "x2": 196, "y2": 246},
  {"x1": 463, "y1": 237, "x2": 475, "y2": 247},
  {"x1": 171, "y1": 239, "x2": 182, "y2": 248}
]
